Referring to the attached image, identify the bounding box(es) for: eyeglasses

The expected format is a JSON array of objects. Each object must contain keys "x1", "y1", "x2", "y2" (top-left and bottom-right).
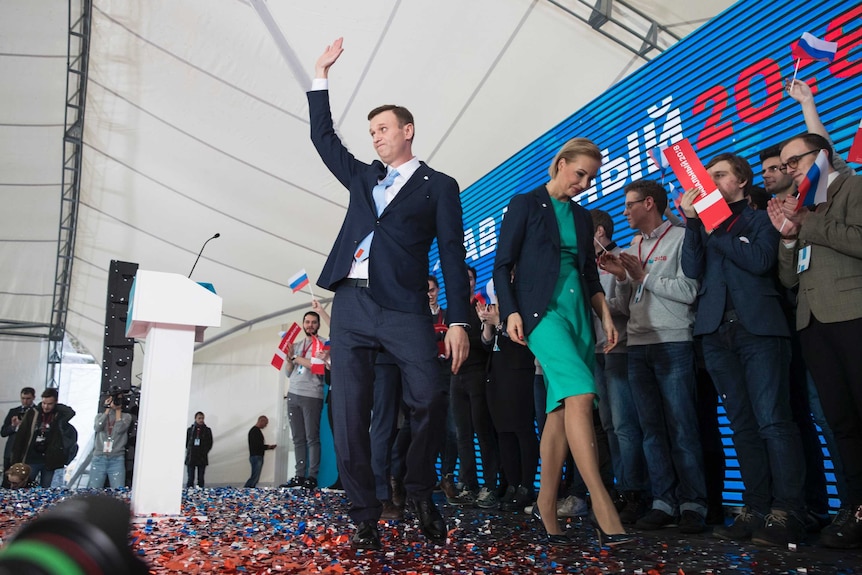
[
  {"x1": 624, "y1": 199, "x2": 646, "y2": 210},
  {"x1": 779, "y1": 149, "x2": 819, "y2": 173}
]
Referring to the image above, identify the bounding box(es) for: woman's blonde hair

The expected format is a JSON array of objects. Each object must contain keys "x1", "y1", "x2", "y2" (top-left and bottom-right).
[{"x1": 548, "y1": 138, "x2": 602, "y2": 179}]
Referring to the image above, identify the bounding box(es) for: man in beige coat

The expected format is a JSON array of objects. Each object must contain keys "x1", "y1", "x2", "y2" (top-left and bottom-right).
[{"x1": 767, "y1": 132, "x2": 862, "y2": 549}]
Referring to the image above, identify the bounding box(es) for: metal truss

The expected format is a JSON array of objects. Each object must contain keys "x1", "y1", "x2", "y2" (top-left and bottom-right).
[{"x1": 46, "y1": 0, "x2": 92, "y2": 387}]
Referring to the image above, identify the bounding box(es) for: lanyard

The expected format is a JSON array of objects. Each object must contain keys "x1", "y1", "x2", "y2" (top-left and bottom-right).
[
  {"x1": 300, "y1": 339, "x2": 313, "y2": 358},
  {"x1": 638, "y1": 225, "x2": 673, "y2": 269},
  {"x1": 724, "y1": 214, "x2": 742, "y2": 233}
]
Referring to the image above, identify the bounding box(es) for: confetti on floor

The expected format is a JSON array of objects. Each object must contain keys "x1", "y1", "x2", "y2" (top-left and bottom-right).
[{"x1": 2, "y1": 487, "x2": 861, "y2": 574}]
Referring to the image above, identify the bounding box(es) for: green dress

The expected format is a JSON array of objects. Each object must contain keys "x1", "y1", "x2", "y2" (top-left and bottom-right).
[{"x1": 526, "y1": 197, "x2": 596, "y2": 413}]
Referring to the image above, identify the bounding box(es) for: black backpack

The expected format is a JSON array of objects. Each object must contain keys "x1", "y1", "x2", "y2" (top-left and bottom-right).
[{"x1": 60, "y1": 421, "x2": 79, "y2": 465}]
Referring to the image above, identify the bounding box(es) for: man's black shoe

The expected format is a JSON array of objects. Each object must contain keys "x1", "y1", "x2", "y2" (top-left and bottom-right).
[
  {"x1": 501, "y1": 485, "x2": 533, "y2": 512},
  {"x1": 820, "y1": 506, "x2": 862, "y2": 549},
  {"x1": 390, "y1": 476, "x2": 406, "y2": 508},
  {"x1": 280, "y1": 476, "x2": 304, "y2": 489},
  {"x1": 351, "y1": 521, "x2": 382, "y2": 550},
  {"x1": 412, "y1": 498, "x2": 447, "y2": 544},
  {"x1": 302, "y1": 476, "x2": 318, "y2": 490},
  {"x1": 380, "y1": 499, "x2": 405, "y2": 521}
]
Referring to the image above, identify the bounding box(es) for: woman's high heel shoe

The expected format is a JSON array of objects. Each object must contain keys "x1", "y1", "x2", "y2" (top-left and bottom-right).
[
  {"x1": 589, "y1": 512, "x2": 634, "y2": 548},
  {"x1": 532, "y1": 505, "x2": 576, "y2": 547}
]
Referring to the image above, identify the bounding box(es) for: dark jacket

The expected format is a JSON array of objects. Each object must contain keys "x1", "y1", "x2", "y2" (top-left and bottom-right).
[
  {"x1": 12, "y1": 403, "x2": 76, "y2": 471},
  {"x1": 681, "y1": 200, "x2": 788, "y2": 338},
  {"x1": 185, "y1": 423, "x2": 213, "y2": 466},
  {"x1": 494, "y1": 185, "x2": 603, "y2": 336},
  {"x1": 2, "y1": 405, "x2": 34, "y2": 463},
  {"x1": 308, "y1": 89, "x2": 470, "y2": 324}
]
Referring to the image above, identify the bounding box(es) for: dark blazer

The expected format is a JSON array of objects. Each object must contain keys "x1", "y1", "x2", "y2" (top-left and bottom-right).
[
  {"x1": 494, "y1": 185, "x2": 603, "y2": 336},
  {"x1": 308, "y1": 90, "x2": 470, "y2": 324},
  {"x1": 2, "y1": 405, "x2": 32, "y2": 463},
  {"x1": 681, "y1": 202, "x2": 788, "y2": 338},
  {"x1": 778, "y1": 173, "x2": 862, "y2": 329}
]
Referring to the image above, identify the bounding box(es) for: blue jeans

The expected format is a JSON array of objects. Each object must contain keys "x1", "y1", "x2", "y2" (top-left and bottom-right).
[
  {"x1": 628, "y1": 341, "x2": 707, "y2": 516},
  {"x1": 703, "y1": 324, "x2": 804, "y2": 515},
  {"x1": 596, "y1": 352, "x2": 647, "y2": 492},
  {"x1": 88, "y1": 455, "x2": 126, "y2": 488},
  {"x1": 244, "y1": 455, "x2": 264, "y2": 488},
  {"x1": 26, "y1": 462, "x2": 53, "y2": 488}
]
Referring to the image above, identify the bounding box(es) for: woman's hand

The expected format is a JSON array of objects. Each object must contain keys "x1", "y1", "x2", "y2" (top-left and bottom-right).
[
  {"x1": 507, "y1": 312, "x2": 527, "y2": 345},
  {"x1": 601, "y1": 310, "x2": 618, "y2": 353}
]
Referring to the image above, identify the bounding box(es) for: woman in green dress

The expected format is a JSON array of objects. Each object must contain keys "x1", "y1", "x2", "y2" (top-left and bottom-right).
[{"x1": 494, "y1": 138, "x2": 629, "y2": 546}]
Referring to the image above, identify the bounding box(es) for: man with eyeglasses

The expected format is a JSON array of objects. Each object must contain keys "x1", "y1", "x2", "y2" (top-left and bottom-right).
[
  {"x1": 766, "y1": 133, "x2": 862, "y2": 549},
  {"x1": 598, "y1": 179, "x2": 706, "y2": 535},
  {"x1": 760, "y1": 144, "x2": 795, "y2": 199}
]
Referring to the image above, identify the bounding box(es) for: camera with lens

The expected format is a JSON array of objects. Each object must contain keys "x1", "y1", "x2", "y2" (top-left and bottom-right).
[{"x1": 103, "y1": 385, "x2": 131, "y2": 411}]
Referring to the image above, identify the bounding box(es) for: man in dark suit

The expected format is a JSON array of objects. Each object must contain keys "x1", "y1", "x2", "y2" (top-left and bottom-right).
[
  {"x1": 767, "y1": 133, "x2": 862, "y2": 549},
  {"x1": 681, "y1": 153, "x2": 804, "y2": 547},
  {"x1": 308, "y1": 37, "x2": 470, "y2": 550}
]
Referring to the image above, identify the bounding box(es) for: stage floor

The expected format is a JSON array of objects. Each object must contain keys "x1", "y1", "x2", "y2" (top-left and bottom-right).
[{"x1": 1, "y1": 487, "x2": 860, "y2": 574}]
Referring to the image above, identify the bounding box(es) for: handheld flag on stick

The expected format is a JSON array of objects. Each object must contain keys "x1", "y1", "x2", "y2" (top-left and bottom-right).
[
  {"x1": 288, "y1": 269, "x2": 310, "y2": 293},
  {"x1": 271, "y1": 322, "x2": 301, "y2": 370},
  {"x1": 790, "y1": 32, "x2": 838, "y2": 84},
  {"x1": 473, "y1": 283, "x2": 496, "y2": 306},
  {"x1": 791, "y1": 32, "x2": 838, "y2": 62},
  {"x1": 795, "y1": 149, "x2": 830, "y2": 211}
]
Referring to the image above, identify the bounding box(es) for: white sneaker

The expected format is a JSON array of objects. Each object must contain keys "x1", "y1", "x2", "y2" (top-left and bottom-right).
[{"x1": 557, "y1": 495, "x2": 588, "y2": 517}]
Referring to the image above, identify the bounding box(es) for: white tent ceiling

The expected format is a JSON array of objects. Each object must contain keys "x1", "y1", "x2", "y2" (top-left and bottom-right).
[{"x1": 1, "y1": 0, "x2": 736, "y2": 390}]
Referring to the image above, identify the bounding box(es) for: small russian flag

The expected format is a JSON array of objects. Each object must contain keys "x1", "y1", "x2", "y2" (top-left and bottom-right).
[
  {"x1": 795, "y1": 149, "x2": 830, "y2": 211},
  {"x1": 288, "y1": 268, "x2": 310, "y2": 292},
  {"x1": 791, "y1": 32, "x2": 838, "y2": 63},
  {"x1": 473, "y1": 283, "x2": 496, "y2": 306},
  {"x1": 647, "y1": 144, "x2": 670, "y2": 172}
]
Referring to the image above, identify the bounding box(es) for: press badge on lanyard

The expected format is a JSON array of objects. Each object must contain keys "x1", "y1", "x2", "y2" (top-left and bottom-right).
[
  {"x1": 797, "y1": 245, "x2": 811, "y2": 274},
  {"x1": 103, "y1": 437, "x2": 114, "y2": 453},
  {"x1": 634, "y1": 283, "x2": 645, "y2": 303},
  {"x1": 194, "y1": 437, "x2": 201, "y2": 446}
]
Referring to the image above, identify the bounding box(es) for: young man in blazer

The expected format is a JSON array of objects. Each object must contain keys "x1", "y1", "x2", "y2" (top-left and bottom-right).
[{"x1": 308, "y1": 38, "x2": 470, "y2": 550}]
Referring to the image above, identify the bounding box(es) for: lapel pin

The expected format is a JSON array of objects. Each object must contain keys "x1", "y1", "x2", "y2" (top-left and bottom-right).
[{"x1": 424, "y1": 175, "x2": 429, "y2": 180}]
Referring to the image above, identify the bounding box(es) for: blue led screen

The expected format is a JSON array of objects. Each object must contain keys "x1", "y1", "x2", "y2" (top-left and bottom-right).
[{"x1": 432, "y1": 0, "x2": 860, "y2": 509}]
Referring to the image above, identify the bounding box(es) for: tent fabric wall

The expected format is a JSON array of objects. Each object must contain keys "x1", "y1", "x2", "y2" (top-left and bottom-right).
[
  {"x1": 2, "y1": 0, "x2": 736, "y2": 476},
  {"x1": 190, "y1": 326, "x2": 290, "y2": 487}
]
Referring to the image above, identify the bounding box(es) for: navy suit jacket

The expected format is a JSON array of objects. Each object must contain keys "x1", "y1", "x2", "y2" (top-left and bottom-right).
[
  {"x1": 493, "y1": 185, "x2": 603, "y2": 337},
  {"x1": 308, "y1": 90, "x2": 470, "y2": 324},
  {"x1": 681, "y1": 203, "x2": 788, "y2": 338}
]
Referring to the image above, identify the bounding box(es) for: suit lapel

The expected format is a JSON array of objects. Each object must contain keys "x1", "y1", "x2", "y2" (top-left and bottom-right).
[
  {"x1": 533, "y1": 186, "x2": 560, "y2": 250},
  {"x1": 823, "y1": 173, "x2": 850, "y2": 216},
  {"x1": 381, "y1": 163, "x2": 431, "y2": 215}
]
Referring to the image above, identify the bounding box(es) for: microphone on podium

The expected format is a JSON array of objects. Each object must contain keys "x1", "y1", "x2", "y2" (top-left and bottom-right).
[{"x1": 188, "y1": 233, "x2": 220, "y2": 278}]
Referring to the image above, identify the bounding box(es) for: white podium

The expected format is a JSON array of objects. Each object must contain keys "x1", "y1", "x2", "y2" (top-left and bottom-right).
[{"x1": 126, "y1": 270, "x2": 222, "y2": 517}]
